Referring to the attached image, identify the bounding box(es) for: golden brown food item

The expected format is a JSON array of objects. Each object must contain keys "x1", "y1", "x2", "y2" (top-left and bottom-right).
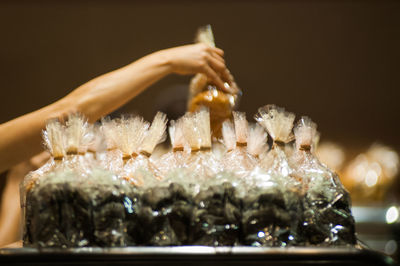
[
  {"x1": 187, "y1": 25, "x2": 240, "y2": 139},
  {"x1": 188, "y1": 88, "x2": 232, "y2": 138}
]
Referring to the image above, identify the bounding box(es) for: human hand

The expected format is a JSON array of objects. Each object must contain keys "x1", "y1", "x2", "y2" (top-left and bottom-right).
[{"x1": 161, "y1": 43, "x2": 238, "y2": 93}]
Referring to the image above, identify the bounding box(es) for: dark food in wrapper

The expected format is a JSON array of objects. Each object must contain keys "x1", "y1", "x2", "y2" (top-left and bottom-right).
[
  {"x1": 292, "y1": 117, "x2": 356, "y2": 246},
  {"x1": 139, "y1": 182, "x2": 192, "y2": 246},
  {"x1": 191, "y1": 181, "x2": 241, "y2": 246},
  {"x1": 245, "y1": 105, "x2": 300, "y2": 247},
  {"x1": 24, "y1": 170, "x2": 134, "y2": 247},
  {"x1": 241, "y1": 186, "x2": 298, "y2": 247},
  {"x1": 22, "y1": 104, "x2": 357, "y2": 248}
]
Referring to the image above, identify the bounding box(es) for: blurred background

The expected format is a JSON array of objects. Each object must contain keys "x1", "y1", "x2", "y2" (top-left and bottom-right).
[{"x1": 0, "y1": 0, "x2": 399, "y2": 259}]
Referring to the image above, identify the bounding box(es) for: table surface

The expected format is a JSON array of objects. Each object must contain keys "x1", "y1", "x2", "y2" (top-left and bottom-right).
[{"x1": 0, "y1": 246, "x2": 397, "y2": 266}]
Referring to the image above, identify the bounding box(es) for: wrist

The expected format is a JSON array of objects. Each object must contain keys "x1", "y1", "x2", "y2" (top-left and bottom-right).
[
  {"x1": 157, "y1": 48, "x2": 178, "y2": 74},
  {"x1": 153, "y1": 48, "x2": 175, "y2": 75}
]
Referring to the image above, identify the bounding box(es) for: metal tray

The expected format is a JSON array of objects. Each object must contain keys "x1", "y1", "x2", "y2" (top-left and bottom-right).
[{"x1": 0, "y1": 246, "x2": 397, "y2": 266}]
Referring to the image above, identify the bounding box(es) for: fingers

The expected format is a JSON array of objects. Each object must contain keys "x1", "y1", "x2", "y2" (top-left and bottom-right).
[
  {"x1": 212, "y1": 46, "x2": 224, "y2": 56},
  {"x1": 206, "y1": 54, "x2": 225, "y2": 74},
  {"x1": 220, "y1": 68, "x2": 234, "y2": 85},
  {"x1": 201, "y1": 65, "x2": 226, "y2": 91},
  {"x1": 205, "y1": 54, "x2": 237, "y2": 93},
  {"x1": 197, "y1": 44, "x2": 239, "y2": 93},
  {"x1": 211, "y1": 52, "x2": 225, "y2": 65}
]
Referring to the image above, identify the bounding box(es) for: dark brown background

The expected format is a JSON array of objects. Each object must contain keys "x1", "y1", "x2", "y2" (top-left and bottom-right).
[{"x1": 0, "y1": 0, "x2": 399, "y2": 151}]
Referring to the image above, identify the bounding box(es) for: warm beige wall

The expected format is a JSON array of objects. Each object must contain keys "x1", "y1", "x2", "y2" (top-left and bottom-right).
[{"x1": 0, "y1": 0, "x2": 399, "y2": 150}]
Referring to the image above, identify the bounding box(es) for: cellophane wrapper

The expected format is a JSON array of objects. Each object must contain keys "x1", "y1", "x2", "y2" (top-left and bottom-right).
[
  {"x1": 242, "y1": 144, "x2": 302, "y2": 247},
  {"x1": 23, "y1": 168, "x2": 141, "y2": 247},
  {"x1": 293, "y1": 151, "x2": 357, "y2": 246}
]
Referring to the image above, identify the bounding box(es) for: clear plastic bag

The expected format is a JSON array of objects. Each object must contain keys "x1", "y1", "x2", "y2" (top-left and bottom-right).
[
  {"x1": 137, "y1": 181, "x2": 193, "y2": 246},
  {"x1": 241, "y1": 171, "x2": 293, "y2": 247},
  {"x1": 187, "y1": 25, "x2": 241, "y2": 139},
  {"x1": 181, "y1": 109, "x2": 221, "y2": 179},
  {"x1": 24, "y1": 169, "x2": 135, "y2": 247},
  {"x1": 190, "y1": 172, "x2": 242, "y2": 246},
  {"x1": 22, "y1": 115, "x2": 134, "y2": 247},
  {"x1": 22, "y1": 105, "x2": 357, "y2": 248},
  {"x1": 245, "y1": 105, "x2": 302, "y2": 247},
  {"x1": 124, "y1": 112, "x2": 167, "y2": 184},
  {"x1": 157, "y1": 118, "x2": 190, "y2": 178},
  {"x1": 292, "y1": 117, "x2": 356, "y2": 246},
  {"x1": 221, "y1": 112, "x2": 261, "y2": 178}
]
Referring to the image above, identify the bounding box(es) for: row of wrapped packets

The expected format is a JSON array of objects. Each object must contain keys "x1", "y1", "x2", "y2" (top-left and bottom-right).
[{"x1": 21, "y1": 105, "x2": 356, "y2": 248}]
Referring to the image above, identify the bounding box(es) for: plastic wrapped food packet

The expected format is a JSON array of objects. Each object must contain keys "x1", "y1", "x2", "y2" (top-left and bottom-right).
[
  {"x1": 221, "y1": 112, "x2": 259, "y2": 177},
  {"x1": 99, "y1": 117, "x2": 124, "y2": 174},
  {"x1": 292, "y1": 117, "x2": 356, "y2": 246},
  {"x1": 140, "y1": 112, "x2": 168, "y2": 159},
  {"x1": 241, "y1": 105, "x2": 300, "y2": 247},
  {"x1": 195, "y1": 108, "x2": 221, "y2": 175},
  {"x1": 110, "y1": 115, "x2": 150, "y2": 186},
  {"x1": 240, "y1": 172, "x2": 293, "y2": 247},
  {"x1": 157, "y1": 117, "x2": 190, "y2": 178},
  {"x1": 22, "y1": 114, "x2": 93, "y2": 229},
  {"x1": 125, "y1": 112, "x2": 168, "y2": 182},
  {"x1": 141, "y1": 116, "x2": 195, "y2": 246},
  {"x1": 21, "y1": 118, "x2": 66, "y2": 245},
  {"x1": 24, "y1": 170, "x2": 90, "y2": 247},
  {"x1": 187, "y1": 25, "x2": 241, "y2": 139},
  {"x1": 182, "y1": 109, "x2": 220, "y2": 179},
  {"x1": 237, "y1": 122, "x2": 269, "y2": 193},
  {"x1": 23, "y1": 114, "x2": 133, "y2": 247},
  {"x1": 86, "y1": 169, "x2": 134, "y2": 247},
  {"x1": 182, "y1": 110, "x2": 240, "y2": 246},
  {"x1": 158, "y1": 113, "x2": 202, "y2": 180},
  {"x1": 62, "y1": 114, "x2": 97, "y2": 175},
  {"x1": 247, "y1": 123, "x2": 269, "y2": 159},
  {"x1": 76, "y1": 117, "x2": 142, "y2": 247},
  {"x1": 23, "y1": 113, "x2": 93, "y2": 190},
  {"x1": 190, "y1": 172, "x2": 242, "y2": 246},
  {"x1": 221, "y1": 120, "x2": 236, "y2": 153},
  {"x1": 255, "y1": 105, "x2": 296, "y2": 186},
  {"x1": 24, "y1": 168, "x2": 135, "y2": 247},
  {"x1": 85, "y1": 123, "x2": 105, "y2": 162},
  {"x1": 147, "y1": 109, "x2": 230, "y2": 246},
  {"x1": 138, "y1": 181, "x2": 193, "y2": 246},
  {"x1": 21, "y1": 119, "x2": 65, "y2": 199}
]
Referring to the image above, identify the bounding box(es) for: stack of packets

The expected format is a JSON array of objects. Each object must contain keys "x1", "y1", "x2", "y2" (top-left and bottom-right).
[{"x1": 21, "y1": 105, "x2": 356, "y2": 248}]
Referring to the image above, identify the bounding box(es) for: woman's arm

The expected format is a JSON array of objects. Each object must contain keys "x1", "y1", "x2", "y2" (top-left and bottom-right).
[{"x1": 0, "y1": 43, "x2": 233, "y2": 174}]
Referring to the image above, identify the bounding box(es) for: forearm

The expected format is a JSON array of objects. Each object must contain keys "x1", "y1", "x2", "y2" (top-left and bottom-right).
[
  {"x1": 0, "y1": 100, "x2": 71, "y2": 174},
  {"x1": 70, "y1": 50, "x2": 173, "y2": 122},
  {"x1": 0, "y1": 50, "x2": 173, "y2": 173}
]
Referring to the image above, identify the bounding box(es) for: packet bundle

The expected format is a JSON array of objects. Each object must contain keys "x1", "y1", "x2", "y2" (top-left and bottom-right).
[
  {"x1": 181, "y1": 109, "x2": 220, "y2": 179},
  {"x1": 102, "y1": 115, "x2": 150, "y2": 186},
  {"x1": 292, "y1": 117, "x2": 356, "y2": 245},
  {"x1": 240, "y1": 105, "x2": 301, "y2": 247},
  {"x1": 190, "y1": 174, "x2": 242, "y2": 246},
  {"x1": 99, "y1": 117, "x2": 124, "y2": 174},
  {"x1": 23, "y1": 114, "x2": 133, "y2": 247},
  {"x1": 124, "y1": 112, "x2": 167, "y2": 184},
  {"x1": 157, "y1": 117, "x2": 189, "y2": 178},
  {"x1": 221, "y1": 112, "x2": 263, "y2": 177},
  {"x1": 21, "y1": 114, "x2": 95, "y2": 209}
]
